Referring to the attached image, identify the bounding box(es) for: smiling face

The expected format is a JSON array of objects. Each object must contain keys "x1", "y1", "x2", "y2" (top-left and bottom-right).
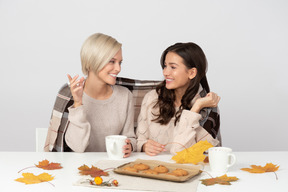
[
  {"x1": 97, "y1": 48, "x2": 123, "y2": 85},
  {"x1": 163, "y1": 51, "x2": 196, "y2": 93}
]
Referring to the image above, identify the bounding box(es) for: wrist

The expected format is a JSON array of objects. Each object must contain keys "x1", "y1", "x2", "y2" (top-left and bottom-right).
[{"x1": 190, "y1": 103, "x2": 201, "y2": 113}]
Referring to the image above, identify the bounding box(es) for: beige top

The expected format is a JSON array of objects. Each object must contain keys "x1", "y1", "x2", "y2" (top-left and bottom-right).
[
  {"x1": 136, "y1": 89, "x2": 219, "y2": 155},
  {"x1": 65, "y1": 85, "x2": 136, "y2": 152}
]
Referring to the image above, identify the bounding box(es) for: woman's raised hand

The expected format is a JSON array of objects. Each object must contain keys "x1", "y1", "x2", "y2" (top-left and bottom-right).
[
  {"x1": 191, "y1": 92, "x2": 221, "y2": 113},
  {"x1": 67, "y1": 74, "x2": 85, "y2": 108},
  {"x1": 143, "y1": 139, "x2": 166, "y2": 156}
]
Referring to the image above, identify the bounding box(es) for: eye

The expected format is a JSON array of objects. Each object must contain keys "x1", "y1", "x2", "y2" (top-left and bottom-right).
[
  {"x1": 171, "y1": 66, "x2": 176, "y2": 69},
  {"x1": 109, "y1": 60, "x2": 115, "y2": 64}
]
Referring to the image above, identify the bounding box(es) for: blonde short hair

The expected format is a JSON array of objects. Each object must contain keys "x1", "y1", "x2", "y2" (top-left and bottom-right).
[{"x1": 80, "y1": 33, "x2": 122, "y2": 75}]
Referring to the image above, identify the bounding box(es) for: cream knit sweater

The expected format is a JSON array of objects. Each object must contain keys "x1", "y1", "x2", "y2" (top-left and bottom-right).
[
  {"x1": 65, "y1": 85, "x2": 136, "y2": 152},
  {"x1": 136, "y1": 89, "x2": 219, "y2": 155}
]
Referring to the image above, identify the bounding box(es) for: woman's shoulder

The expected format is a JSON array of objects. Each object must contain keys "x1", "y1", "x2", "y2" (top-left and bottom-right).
[
  {"x1": 114, "y1": 84, "x2": 129, "y2": 91},
  {"x1": 142, "y1": 89, "x2": 158, "y2": 106},
  {"x1": 113, "y1": 85, "x2": 133, "y2": 97},
  {"x1": 144, "y1": 89, "x2": 158, "y2": 98}
]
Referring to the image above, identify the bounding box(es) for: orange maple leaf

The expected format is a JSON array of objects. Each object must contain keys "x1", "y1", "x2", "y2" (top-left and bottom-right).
[
  {"x1": 78, "y1": 164, "x2": 109, "y2": 177},
  {"x1": 241, "y1": 163, "x2": 279, "y2": 173},
  {"x1": 172, "y1": 140, "x2": 214, "y2": 164},
  {"x1": 15, "y1": 172, "x2": 54, "y2": 185},
  {"x1": 35, "y1": 159, "x2": 63, "y2": 170},
  {"x1": 200, "y1": 174, "x2": 239, "y2": 186},
  {"x1": 241, "y1": 163, "x2": 279, "y2": 180},
  {"x1": 18, "y1": 159, "x2": 63, "y2": 173}
]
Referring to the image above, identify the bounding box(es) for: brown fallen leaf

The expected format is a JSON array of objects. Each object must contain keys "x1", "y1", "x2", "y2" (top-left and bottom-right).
[
  {"x1": 15, "y1": 172, "x2": 54, "y2": 185},
  {"x1": 35, "y1": 159, "x2": 63, "y2": 170},
  {"x1": 203, "y1": 156, "x2": 209, "y2": 163},
  {"x1": 172, "y1": 140, "x2": 214, "y2": 164},
  {"x1": 18, "y1": 159, "x2": 63, "y2": 173},
  {"x1": 201, "y1": 174, "x2": 239, "y2": 186},
  {"x1": 78, "y1": 164, "x2": 109, "y2": 177}
]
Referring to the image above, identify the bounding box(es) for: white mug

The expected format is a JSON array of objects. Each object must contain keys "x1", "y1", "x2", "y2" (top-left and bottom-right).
[
  {"x1": 208, "y1": 147, "x2": 236, "y2": 175},
  {"x1": 105, "y1": 135, "x2": 127, "y2": 160}
]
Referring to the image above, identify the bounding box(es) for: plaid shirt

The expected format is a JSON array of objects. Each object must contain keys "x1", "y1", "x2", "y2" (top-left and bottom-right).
[{"x1": 44, "y1": 77, "x2": 221, "y2": 152}]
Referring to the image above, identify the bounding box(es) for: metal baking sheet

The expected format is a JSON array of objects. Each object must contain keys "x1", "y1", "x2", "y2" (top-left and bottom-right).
[{"x1": 114, "y1": 159, "x2": 202, "y2": 182}]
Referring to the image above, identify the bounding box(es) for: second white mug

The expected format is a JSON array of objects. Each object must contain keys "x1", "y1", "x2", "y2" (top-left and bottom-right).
[{"x1": 208, "y1": 147, "x2": 236, "y2": 175}]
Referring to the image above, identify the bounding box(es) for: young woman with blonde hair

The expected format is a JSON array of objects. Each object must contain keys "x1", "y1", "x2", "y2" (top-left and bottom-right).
[{"x1": 45, "y1": 33, "x2": 136, "y2": 157}]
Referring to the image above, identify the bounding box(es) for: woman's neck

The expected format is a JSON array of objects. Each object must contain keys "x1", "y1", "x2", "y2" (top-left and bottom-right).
[
  {"x1": 174, "y1": 87, "x2": 187, "y2": 107},
  {"x1": 84, "y1": 73, "x2": 113, "y2": 100}
]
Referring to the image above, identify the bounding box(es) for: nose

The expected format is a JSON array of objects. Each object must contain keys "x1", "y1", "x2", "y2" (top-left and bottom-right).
[
  {"x1": 163, "y1": 67, "x2": 169, "y2": 76},
  {"x1": 115, "y1": 62, "x2": 121, "y2": 72}
]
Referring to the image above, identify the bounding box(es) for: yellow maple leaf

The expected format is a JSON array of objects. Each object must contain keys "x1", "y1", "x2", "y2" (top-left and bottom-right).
[
  {"x1": 15, "y1": 173, "x2": 54, "y2": 185},
  {"x1": 172, "y1": 140, "x2": 213, "y2": 164},
  {"x1": 241, "y1": 163, "x2": 279, "y2": 173}
]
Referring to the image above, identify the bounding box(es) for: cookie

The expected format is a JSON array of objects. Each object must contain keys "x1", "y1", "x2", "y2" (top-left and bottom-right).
[
  {"x1": 166, "y1": 168, "x2": 189, "y2": 176},
  {"x1": 123, "y1": 166, "x2": 138, "y2": 172},
  {"x1": 153, "y1": 165, "x2": 169, "y2": 173},
  {"x1": 172, "y1": 168, "x2": 188, "y2": 176},
  {"x1": 133, "y1": 163, "x2": 150, "y2": 170},
  {"x1": 141, "y1": 169, "x2": 158, "y2": 175}
]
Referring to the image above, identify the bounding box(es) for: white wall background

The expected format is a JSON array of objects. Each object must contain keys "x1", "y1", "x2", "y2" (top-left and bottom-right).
[{"x1": 0, "y1": 0, "x2": 287, "y2": 152}]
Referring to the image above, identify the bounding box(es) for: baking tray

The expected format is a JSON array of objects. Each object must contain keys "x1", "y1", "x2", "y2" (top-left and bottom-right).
[{"x1": 113, "y1": 159, "x2": 202, "y2": 182}]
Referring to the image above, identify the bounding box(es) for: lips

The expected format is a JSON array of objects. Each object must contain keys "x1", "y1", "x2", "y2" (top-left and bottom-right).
[
  {"x1": 109, "y1": 74, "x2": 117, "y2": 79},
  {"x1": 165, "y1": 78, "x2": 173, "y2": 83}
]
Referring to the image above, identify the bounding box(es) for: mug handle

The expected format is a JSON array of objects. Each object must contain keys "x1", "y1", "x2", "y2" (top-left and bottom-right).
[
  {"x1": 227, "y1": 153, "x2": 236, "y2": 168},
  {"x1": 108, "y1": 141, "x2": 117, "y2": 154}
]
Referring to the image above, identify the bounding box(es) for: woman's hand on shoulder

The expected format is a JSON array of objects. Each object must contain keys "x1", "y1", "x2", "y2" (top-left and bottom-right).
[
  {"x1": 143, "y1": 139, "x2": 166, "y2": 156},
  {"x1": 191, "y1": 92, "x2": 221, "y2": 113},
  {"x1": 67, "y1": 74, "x2": 85, "y2": 108}
]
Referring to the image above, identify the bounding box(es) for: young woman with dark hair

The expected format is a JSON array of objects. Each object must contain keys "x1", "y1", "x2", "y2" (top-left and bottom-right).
[{"x1": 136, "y1": 42, "x2": 221, "y2": 156}]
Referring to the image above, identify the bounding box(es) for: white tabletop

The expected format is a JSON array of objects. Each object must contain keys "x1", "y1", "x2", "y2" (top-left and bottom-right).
[{"x1": 0, "y1": 151, "x2": 287, "y2": 192}]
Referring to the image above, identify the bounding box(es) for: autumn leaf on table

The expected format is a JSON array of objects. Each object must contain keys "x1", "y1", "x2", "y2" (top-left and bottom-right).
[
  {"x1": 78, "y1": 164, "x2": 109, "y2": 177},
  {"x1": 241, "y1": 163, "x2": 280, "y2": 179},
  {"x1": 200, "y1": 174, "x2": 239, "y2": 186},
  {"x1": 15, "y1": 172, "x2": 54, "y2": 185},
  {"x1": 203, "y1": 156, "x2": 209, "y2": 163},
  {"x1": 172, "y1": 140, "x2": 213, "y2": 164},
  {"x1": 241, "y1": 163, "x2": 279, "y2": 173},
  {"x1": 18, "y1": 159, "x2": 63, "y2": 173},
  {"x1": 35, "y1": 159, "x2": 63, "y2": 170}
]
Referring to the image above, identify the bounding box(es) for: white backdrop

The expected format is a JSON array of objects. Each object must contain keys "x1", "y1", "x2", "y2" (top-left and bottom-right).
[{"x1": 0, "y1": 0, "x2": 287, "y2": 151}]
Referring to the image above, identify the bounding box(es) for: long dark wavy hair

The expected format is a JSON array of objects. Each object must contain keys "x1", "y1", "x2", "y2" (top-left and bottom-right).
[{"x1": 153, "y1": 42, "x2": 210, "y2": 125}]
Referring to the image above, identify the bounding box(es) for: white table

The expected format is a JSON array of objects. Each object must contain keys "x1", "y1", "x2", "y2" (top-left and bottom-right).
[
  {"x1": 198, "y1": 151, "x2": 288, "y2": 192},
  {"x1": 0, "y1": 151, "x2": 287, "y2": 192}
]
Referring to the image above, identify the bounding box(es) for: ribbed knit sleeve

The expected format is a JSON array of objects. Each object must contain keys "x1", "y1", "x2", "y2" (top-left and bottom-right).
[
  {"x1": 136, "y1": 90, "x2": 156, "y2": 152},
  {"x1": 65, "y1": 105, "x2": 91, "y2": 152},
  {"x1": 170, "y1": 110, "x2": 219, "y2": 155},
  {"x1": 120, "y1": 91, "x2": 137, "y2": 152}
]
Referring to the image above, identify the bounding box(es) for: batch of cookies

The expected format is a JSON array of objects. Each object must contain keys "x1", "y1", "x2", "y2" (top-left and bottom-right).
[{"x1": 123, "y1": 163, "x2": 189, "y2": 177}]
